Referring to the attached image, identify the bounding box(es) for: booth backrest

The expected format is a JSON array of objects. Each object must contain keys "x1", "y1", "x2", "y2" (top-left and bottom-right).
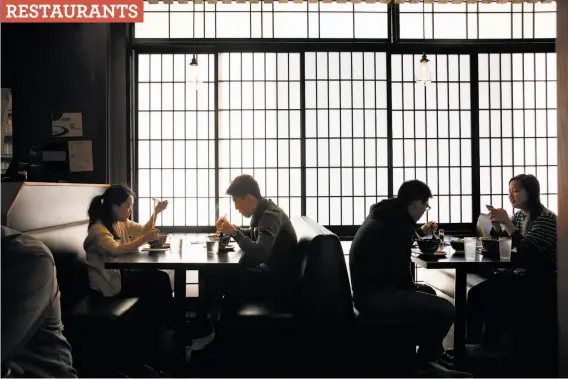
[
  {"x1": 5, "y1": 182, "x2": 108, "y2": 312},
  {"x1": 26, "y1": 222, "x2": 91, "y2": 312},
  {"x1": 292, "y1": 216, "x2": 355, "y2": 322}
]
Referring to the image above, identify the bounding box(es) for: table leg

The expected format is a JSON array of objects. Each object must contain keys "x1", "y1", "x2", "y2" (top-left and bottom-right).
[
  {"x1": 453, "y1": 268, "x2": 467, "y2": 369},
  {"x1": 173, "y1": 268, "x2": 186, "y2": 377}
]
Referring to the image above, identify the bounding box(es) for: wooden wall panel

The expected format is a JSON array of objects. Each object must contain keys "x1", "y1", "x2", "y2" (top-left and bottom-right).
[{"x1": 557, "y1": 0, "x2": 568, "y2": 376}]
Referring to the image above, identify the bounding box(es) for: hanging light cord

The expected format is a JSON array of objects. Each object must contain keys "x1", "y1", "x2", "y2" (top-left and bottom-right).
[{"x1": 192, "y1": 1, "x2": 196, "y2": 60}]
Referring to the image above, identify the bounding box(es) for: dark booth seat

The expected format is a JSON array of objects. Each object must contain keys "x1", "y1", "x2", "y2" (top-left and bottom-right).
[
  {"x1": 219, "y1": 216, "x2": 417, "y2": 377},
  {"x1": 4, "y1": 182, "x2": 142, "y2": 375},
  {"x1": 25, "y1": 223, "x2": 139, "y2": 322}
]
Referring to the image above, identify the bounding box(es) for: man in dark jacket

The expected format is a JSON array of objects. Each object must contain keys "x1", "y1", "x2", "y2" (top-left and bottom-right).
[
  {"x1": 1, "y1": 226, "x2": 77, "y2": 378},
  {"x1": 216, "y1": 174, "x2": 300, "y2": 302},
  {"x1": 349, "y1": 180, "x2": 455, "y2": 368}
]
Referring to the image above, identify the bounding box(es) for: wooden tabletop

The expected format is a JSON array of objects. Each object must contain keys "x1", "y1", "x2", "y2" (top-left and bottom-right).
[
  {"x1": 410, "y1": 243, "x2": 515, "y2": 269},
  {"x1": 340, "y1": 239, "x2": 514, "y2": 269},
  {"x1": 105, "y1": 233, "x2": 243, "y2": 270}
]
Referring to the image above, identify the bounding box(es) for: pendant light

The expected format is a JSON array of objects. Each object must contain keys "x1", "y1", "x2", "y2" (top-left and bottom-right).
[
  {"x1": 188, "y1": 2, "x2": 203, "y2": 91},
  {"x1": 416, "y1": 53, "x2": 431, "y2": 86}
]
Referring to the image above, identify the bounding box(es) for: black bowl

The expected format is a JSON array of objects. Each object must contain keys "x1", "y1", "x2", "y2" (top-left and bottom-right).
[
  {"x1": 480, "y1": 237, "x2": 499, "y2": 254},
  {"x1": 450, "y1": 239, "x2": 465, "y2": 251},
  {"x1": 417, "y1": 239, "x2": 440, "y2": 254},
  {"x1": 148, "y1": 234, "x2": 168, "y2": 248},
  {"x1": 219, "y1": 235, "x2": 231, "y2": 248}
]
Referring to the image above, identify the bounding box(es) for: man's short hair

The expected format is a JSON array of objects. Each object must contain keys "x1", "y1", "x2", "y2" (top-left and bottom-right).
[
  {"x1": 226, "y1": 174, "x2": 262, "y2": 199},
  {"x1": 397, "y1": 180, "x2": 433, "y2": 205}
]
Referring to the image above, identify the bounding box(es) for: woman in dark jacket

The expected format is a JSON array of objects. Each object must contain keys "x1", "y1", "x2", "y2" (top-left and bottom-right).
[{"x1": 466, "y1": 174, "x2": 557, "y2": 365}]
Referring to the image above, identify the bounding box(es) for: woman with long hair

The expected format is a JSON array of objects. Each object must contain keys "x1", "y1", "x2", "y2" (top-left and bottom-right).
[
  {"x1": 465, "y1": 174, "x2": 557, "y2": 369},
  {"x1": 83, "y1": 184, "x2": 171, "y2": 299},
  {"x1": 83, "y1": 184, "x2": 174, "y2": 375}
]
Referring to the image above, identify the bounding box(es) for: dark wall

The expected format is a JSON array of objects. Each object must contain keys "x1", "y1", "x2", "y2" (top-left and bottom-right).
[{"x1": 1, "y1": 23, "x2": 129, "y2": 184}]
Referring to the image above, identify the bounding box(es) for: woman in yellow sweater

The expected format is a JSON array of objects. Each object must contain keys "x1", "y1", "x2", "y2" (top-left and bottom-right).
[
  {"x1": 83, "y1": 184, "x2": 171, "y2": 301},
  {"x1": 83, "y1": 184, "x2": 173, "y2": 375}
]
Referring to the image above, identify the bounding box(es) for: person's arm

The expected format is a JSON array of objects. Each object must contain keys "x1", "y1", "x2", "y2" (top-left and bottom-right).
[
  {"x1": 93, "y1": 225, "x2": 151, "y2": 257},
  {"x1": 506, "y1": 216, "x2": 556, "y2": 263},
  {"x1": 1, "y1": 238, "x2": 55, "y2": 364},
  {"x1": 125, "y1": 220, "x2": 144, "y2": 238},
  {"x1": 382, "y1": 227, "x2": 416, "y2": 291},
  {"x1": 236, "y1": 226, "x2": 253, "y2": 238},
  {"x1": 141, "y1": 201, "x2": 168, "y2": 233},
  {"x1": 232, "y1": 211, "x2": 281, "y2": 266}
]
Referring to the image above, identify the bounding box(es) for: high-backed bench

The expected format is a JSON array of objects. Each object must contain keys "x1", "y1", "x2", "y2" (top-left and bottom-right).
[
  {"x1": 218, "y1": 216, "x2": 418, "y2": 377},
  {"x1": 3, "y1": 182, "x2": 141, "y2": 374}
]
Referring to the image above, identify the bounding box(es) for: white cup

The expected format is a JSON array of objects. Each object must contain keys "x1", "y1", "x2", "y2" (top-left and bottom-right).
[
  {"x1": 464, "y1": 237, "x2": 477, "y2": 261},
  {"x1": 499, "y1": 237, "x2": 512, "y2": 260}
]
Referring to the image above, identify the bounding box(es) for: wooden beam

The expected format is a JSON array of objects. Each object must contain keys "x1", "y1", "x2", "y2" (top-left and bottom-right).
[
  {"x1": 451, "y1": 0, "x2": 464, "y2": 4},
  {"x1": 558, "y1": 0, "x2": 568, "y2": 376}
]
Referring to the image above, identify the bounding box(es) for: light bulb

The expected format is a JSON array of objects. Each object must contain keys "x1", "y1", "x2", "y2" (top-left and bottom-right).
[
  {"x1": 187, "y1": 56, "x2": 204, "y2": 91},
  {"x1": 416, "y1": 54, "x2": 431, "y2": 86}
]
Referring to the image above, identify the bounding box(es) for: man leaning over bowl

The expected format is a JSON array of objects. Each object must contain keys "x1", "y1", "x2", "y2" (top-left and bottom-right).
[
  {"x1": 349, "y1": 180, "x2": 458, "y2": 376},
  {"x1": 213, "y1": 174, "x2": 300, "y2": 306}
]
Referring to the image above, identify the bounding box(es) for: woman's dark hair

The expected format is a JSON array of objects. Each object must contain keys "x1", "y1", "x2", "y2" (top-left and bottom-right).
[
  {"x1": 509, "y1": 174, "x2": 543, "y2": 220},
  {"x1": 88, "y1": 184, "x2": 134, "y2": 239}
]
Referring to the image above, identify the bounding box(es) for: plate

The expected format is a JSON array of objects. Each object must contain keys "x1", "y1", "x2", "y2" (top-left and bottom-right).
[
  {"x1": 417, "y1": 251, "x2": 447, "y2": 257},
  {"x1": 142, "y1": 247, "x2": 170, "y2": 252},
  {"x1": 218, "y1": 244, "x2": 235, "y2": 252}
]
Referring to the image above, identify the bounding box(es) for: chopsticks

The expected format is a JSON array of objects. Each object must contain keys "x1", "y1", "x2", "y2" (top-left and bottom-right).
[
  {"x1": 151, "y1": 198, "x2": 159, "y2": 228},
  {"x1": 415, "y1": 231, "x2": 422, "y2": 239},
  {"x1": 216, "y1": 213, "x2": 227, "y2": 234}
]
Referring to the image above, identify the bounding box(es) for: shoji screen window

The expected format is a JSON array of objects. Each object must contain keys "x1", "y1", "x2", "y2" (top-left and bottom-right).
[
  {"x1": 305, "y1": 52, "x2": 389, "y2": 226},
  {"x1": 217, "y1": 53, "x2": 302, "y2": 226},
  {"x1": 137, "y1": 54, "x2": 216, "y2": 227},
  {"x1": 391, "y1": 54, "x2": 472, "y2": 224},
  {"x1": 478, "y1": 53, "x2": 557, "y2": 214}
]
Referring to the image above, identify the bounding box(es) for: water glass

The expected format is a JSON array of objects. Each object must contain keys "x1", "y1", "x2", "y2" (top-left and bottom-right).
[
  {"x1": 438, "y1": 229, "x2": 445, "y2": 242},
  {"x1": 464, "y1": 237, "x2": 477, "y2": 260},
  {"x1": 205, "y1": 239, "x2": 219, "y2": 254},
  {"x1": 499, "y1": 237, "x2": 512, "y2": 260}
]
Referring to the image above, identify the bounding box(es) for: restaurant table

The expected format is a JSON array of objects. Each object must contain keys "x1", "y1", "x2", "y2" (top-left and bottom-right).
[
  {"x1": 410, "y1": 242, "x2": 515, "y2": 369},
  {"x1": 105, "y1": 233, "x2": 243, "y2": 376}
]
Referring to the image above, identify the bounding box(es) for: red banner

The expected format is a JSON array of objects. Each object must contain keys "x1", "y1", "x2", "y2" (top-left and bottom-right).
[{"x1": 1, "y1": 0, "x2": 144, "y2": 23}]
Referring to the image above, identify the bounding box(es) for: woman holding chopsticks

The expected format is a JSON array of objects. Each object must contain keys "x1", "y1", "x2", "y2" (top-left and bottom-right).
[
  {"x1": 83, "y1": 184, "x2": 174, "y2": 371},
  {"x1": 84, "y1": 184, "x2": 170, "y2": 299}
]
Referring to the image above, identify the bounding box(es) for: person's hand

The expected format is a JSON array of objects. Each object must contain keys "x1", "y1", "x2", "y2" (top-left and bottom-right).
[
  {"x1": 144, "y1": 228, "x2": 160, "y2": 242},
  {"x1": 216, "y1": 216, "x2": 228, "y2": 231},
  {"x1": 154, "y1": 200, "x2": 169, "y2": 214},
  {"x1": 421, "y1": 221, "x2": 438, "y2": 236},
  {"x1": 489, "y1": 208, "x2": 512, "y2": 225},
  {"x1": 216, "y1": 217, "x2": 237, "y2": 235}
]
